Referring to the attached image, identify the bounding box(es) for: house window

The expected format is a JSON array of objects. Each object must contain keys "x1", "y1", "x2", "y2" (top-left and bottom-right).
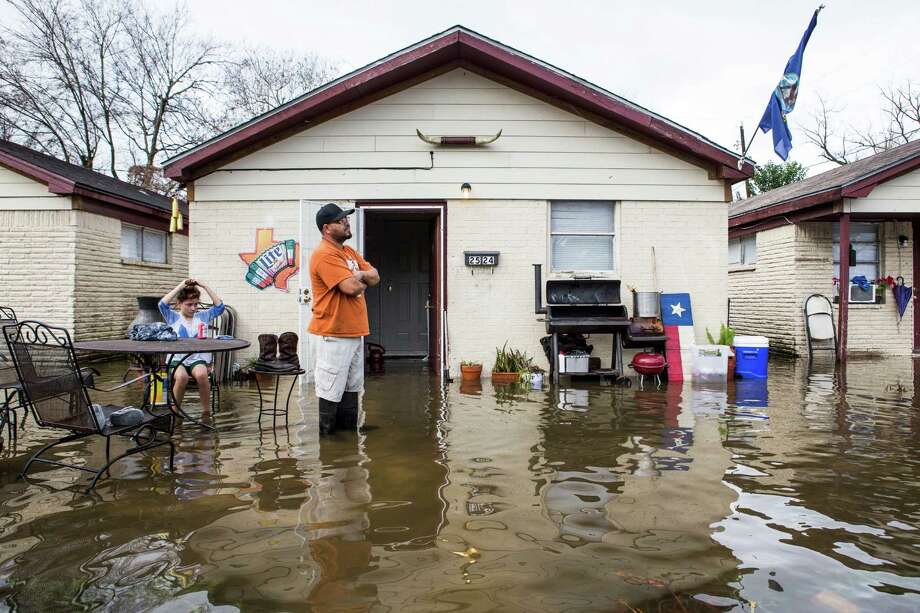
[
  {"x1": 833, "y1": 222, "x2": 879, "y2": 281},
  {"x1": 121, "y1": 223, "x2": 168, "y2": 264},
  {"x1": 729, "y1": 235, "x2": 757, "y2": 265},
  {"x1": 550, "y1": 201, "x2": 615, "y2": 272}
]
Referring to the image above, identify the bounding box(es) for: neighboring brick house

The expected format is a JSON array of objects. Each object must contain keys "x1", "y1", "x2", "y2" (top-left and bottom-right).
[
  {"x1": 728, "y1": 140, "x2": 920, "y2": 357},
  {"x1": 0, "y1": 139, "x2": 189, "y2": 340},
  {"x1": 164, "y1": 26, "x2": 753, "y2": 379}
]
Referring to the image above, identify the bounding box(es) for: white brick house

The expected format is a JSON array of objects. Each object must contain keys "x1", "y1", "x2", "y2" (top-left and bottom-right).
[
  {"x1": 164, "y1": 26, "x2": 752, "y2": 379},
  {"x1": 0, "y1": 140, "x2": 189, "y2": 340},
  {"x1": 729, "y1": 140, "x2": 920, "y2": 357}
]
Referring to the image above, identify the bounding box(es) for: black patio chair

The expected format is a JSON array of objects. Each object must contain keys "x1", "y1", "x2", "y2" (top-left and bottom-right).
[
  {"x1": 0, "y1": 307, "x2": 24, "y2": 447},
  {"x1": 2, "y1": 320, "x2": 175, "y2": 492},
  {"x1": 0, "y1": 306, "x2": 100, "y2": 445}
]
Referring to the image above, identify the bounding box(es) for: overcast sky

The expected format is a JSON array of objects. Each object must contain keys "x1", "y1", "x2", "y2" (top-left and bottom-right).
[
  {"x1": 181, "y1": 0, "x2": 918, "y2": 177},
  {"x1": 5, "y1": 0, "x2": 919, "y2": 178}
]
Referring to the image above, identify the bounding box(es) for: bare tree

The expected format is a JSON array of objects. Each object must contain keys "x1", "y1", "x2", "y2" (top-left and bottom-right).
[
  {"x1": 0, "y1": 0, "x2": 123, "y2": 170},
  {"x1": 802, "y1": 84, "x2": 920, "y2": 165},
  {"x1": 800, "y1": 96, "x2": 853, "y2": 165},
  {"x1": 115, "y1": 1, "x2": 222, "y2": 178},
  {"x1": 218, "y1": 46, "x2": 341, "y2": 126}
]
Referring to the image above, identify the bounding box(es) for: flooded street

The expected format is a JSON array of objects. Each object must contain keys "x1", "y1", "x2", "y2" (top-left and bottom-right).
[{"x1": 1, "y1": 357, "x2": 919, "y2": 612}]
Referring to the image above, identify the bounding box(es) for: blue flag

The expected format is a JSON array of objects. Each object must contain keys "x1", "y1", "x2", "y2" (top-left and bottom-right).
[{"x1": 758, "y1": 8, "x2": 822, "y2": 160}]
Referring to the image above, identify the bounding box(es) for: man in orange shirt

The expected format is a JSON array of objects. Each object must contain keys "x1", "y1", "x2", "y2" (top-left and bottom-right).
[{"x1": 309, "y1": 203, "x2": 380, "y2": 434}]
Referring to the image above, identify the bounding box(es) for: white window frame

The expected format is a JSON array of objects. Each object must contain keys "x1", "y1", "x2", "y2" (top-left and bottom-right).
[
  {"x1": 549, "y1": 200, "x2": 617, "y2": 275},
  {"x1": 729, "y1": 234, "x2": 757, "y2": 266},
  {"x1": 121, "y1": 223, "x2": 169, "y2": 264},
  {"x1": 832, "y1": 221, "x2": 881, "y2": 303}
]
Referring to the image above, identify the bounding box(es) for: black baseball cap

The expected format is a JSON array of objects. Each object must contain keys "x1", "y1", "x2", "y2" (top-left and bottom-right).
[{"x1": 316, "y1": 203, "x2": 355, "y2": 232}]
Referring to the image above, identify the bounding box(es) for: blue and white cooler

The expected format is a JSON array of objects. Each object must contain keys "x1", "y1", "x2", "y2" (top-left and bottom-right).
[{"x1": 733, "y1": 336, "x2": 769, "y2": 379}]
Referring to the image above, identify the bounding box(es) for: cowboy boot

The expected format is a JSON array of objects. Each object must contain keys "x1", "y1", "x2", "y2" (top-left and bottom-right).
[
  {"x1": 336, "y1": 391, "x2": 360, "y2": 430},
  {"x1": 277, "y1": 331, "x2": 300, "y2": 371},
  {"x1": 255, "y1": 334, "x2": 278, "y2": 369},
  {"x1": 318, "y1": 397, "x2": 338, "y2": 435}
]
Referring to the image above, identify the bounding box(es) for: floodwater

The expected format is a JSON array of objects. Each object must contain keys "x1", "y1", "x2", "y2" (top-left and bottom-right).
[{"x1": 1, "y1": 358, "x2": 919, "y2": 612}]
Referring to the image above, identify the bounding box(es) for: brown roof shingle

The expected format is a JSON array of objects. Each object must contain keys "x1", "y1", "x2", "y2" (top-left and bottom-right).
[
  {"x1": 0, "y1": 138, "x2": 182, "y2": 213},
  {"x1": 730, "y1": 139, "x2": 920, "y2": 220}
]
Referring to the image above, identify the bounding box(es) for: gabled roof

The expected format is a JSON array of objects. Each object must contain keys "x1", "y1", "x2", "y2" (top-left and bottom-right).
[
  {"x1": 164, "y1": 25, "x2": 753, "y2": 183},
  {"x1": 0, "y1": 139, "x2": 187, "y2": 219},
  {"x1": 0, "y1": 139, "x2": 188, "y2": 215},
  {"x1": 730, "y1": 139, "x2": 920, "y2": 226}
]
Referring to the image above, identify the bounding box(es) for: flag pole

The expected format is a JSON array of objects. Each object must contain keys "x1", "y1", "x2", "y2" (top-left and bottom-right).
[
  {"x1": 738, "y1": 3, "x2": 825, "y2": 170},
  {"x1": 737, "y1": 129, "x2": 757, "y2": 170}
]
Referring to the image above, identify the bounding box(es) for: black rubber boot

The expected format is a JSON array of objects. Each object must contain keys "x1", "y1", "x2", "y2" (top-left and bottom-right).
[
  {"x1": 277, "y1": 331, "x2": 300, "y2": 370},
  {"x1": 255, "y1": 334, "x2": 278, "y2": 369},
  {"x1": 318, "y1": 397, "x2": 339, "y2": 435},
  {"x1": 336, "y1": 391, "x2": 360, "y2": 430}
]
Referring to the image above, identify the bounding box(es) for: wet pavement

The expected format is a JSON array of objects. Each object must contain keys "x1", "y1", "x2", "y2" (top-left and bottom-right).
[{"x1": 0, "y1": 357, "x2": 919, "y2": 612}]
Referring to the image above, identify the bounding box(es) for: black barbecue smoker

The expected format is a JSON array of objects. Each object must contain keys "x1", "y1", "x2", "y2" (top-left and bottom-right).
[{"x1": 534, "y1": 265, "x2": 630, "y2": 384}]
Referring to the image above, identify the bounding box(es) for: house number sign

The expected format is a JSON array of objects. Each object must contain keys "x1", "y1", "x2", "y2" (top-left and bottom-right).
[{"x1": 464, "y1": 251, "x2": 499, "y2": 267}]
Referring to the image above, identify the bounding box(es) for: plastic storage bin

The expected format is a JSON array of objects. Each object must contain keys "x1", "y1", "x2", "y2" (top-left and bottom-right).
[
  {"x1": 558, "y1": 353, "x2": 589, "y2": 373},
  {"x1": 691, "y1": 345, "x2": 729, "y2": 381},
  {"x1": 734, "y1": 336, "x2": 769, "y2": 379}
]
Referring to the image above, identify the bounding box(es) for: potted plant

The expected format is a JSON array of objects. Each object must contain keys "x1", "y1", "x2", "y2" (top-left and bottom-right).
[
  {"x1": 241, "y1": 356, "x2": 272, "y2": 385},
  {"x1": 528, "y1": 365, "x2": 545, "y2": 389},
  {"x1": 706, "y1": 324, "x2": 736, "y2": 378},
  {"x1": 491, "y1": 342, "x2": 533, "y2": 384},
  {"x1": 460, "y1": 360, "x2": 483, "y2": 381}
]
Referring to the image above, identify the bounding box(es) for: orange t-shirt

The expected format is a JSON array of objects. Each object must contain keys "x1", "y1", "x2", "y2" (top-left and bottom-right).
[{"x1": 308, "y1": 239, "x2": 371, "y2": 337}]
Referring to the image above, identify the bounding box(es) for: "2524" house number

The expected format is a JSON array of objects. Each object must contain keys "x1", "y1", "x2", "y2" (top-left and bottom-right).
[{"x1": 464, "y1": 251, "x2": 499, "y2": 267}]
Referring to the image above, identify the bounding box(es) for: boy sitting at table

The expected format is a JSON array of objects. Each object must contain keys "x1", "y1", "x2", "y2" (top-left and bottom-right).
[{"x1": 159, "y1": 278, "x2": 224, "y2": 415}]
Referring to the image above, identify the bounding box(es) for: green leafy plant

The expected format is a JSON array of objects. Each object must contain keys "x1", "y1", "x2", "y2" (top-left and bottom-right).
[
  {"x1": 492, "y1": 342, "x2": 534, "y2": 373},
  {"x1": 705, "y1": 324, "x2": 735, "y2": 346},
  {"x1": 461, "y1": 360, "x2": 482, "y2": 367}
]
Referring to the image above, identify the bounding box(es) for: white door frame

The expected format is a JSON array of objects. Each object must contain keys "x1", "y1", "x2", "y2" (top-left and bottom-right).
[{"x1": 358, "y1": 203, "x2": 447, "y2": 383}]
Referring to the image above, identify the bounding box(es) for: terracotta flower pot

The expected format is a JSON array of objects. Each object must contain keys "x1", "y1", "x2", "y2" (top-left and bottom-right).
[
  {"x1": 491, "y1": 371, "x2": 521, "y2": 384},
  {"x1": 460, "y1": 364, "x2": 482, "y2": 381}
]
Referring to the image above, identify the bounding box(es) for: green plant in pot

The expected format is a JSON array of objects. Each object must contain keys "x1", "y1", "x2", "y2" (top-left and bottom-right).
[
  {"x1": 460, "y1": 360, "x2": 483, "y2": 381},
  {"x1": 706, "y1": 324, "x2": 736, "y2": 377},
  {"x1": 492, "y1": 342, "x2": 533, "y2": 384},
  {"x1": 241, "y1": 356, "x2": 271, "y2": 385}
]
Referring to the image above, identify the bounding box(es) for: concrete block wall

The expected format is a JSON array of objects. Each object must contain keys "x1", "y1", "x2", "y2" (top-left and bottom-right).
[
  {"x1": 727, "y1": 225, "x2": 798, "y2": 353},
  {"x1": 797, "y1": 221, "x2": 913, "y2": 355},
  {"x1": 446, "y1": 199, "x2": 548, "y2": 374},
  {"x1": 728, "y1": 221, "x2": 914, "y2": 356},
  {"x1": 188, "y1": 200, "x2": 302, "y2": 361},
  {"x1": 446, "y1": 199, "x2": 730, "y2": 376},
  {"x1": 619, "y1": 200, "x2": 728, "y2": 348},
  {"x1": 0, "y1": 209, "x2": 77, "y2": 330},
  {"x1": 73, "y1": 210, "x2": 189, "y2": 341}
]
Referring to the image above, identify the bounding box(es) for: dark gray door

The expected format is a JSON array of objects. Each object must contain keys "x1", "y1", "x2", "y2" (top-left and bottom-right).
[{"x1": 377, "y1": 220, "x2": 430, "y2": 356}]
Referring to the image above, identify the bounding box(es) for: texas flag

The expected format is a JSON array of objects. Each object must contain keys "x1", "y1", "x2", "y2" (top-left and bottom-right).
[{"x1": 660, "y1": 293, "x2": 694, "y2": 382}]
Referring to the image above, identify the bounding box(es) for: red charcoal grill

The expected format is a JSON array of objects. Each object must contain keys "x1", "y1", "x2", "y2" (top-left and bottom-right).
[{"x1": 629, "y1": 352, "x2": 667, "y2": 388}]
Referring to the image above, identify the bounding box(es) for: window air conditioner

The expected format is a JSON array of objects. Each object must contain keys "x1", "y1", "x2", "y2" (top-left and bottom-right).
[{"x1": 848, "y1": 283, "x2": 875, "y2": 304}]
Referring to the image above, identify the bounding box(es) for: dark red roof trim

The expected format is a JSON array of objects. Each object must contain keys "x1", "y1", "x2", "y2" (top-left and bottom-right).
[
  {"x1": 0, "y1": 149, "x2": 75, "y2": 194},
  {"x1": 730, "y1": 144, "x2": 920, "y2": 230},
  {"x1": 165, "y1": 27, "x2": 752, "y2": 182},
  {"x1": 0, "y1": 147, "x2": 187, "y2": 230}
]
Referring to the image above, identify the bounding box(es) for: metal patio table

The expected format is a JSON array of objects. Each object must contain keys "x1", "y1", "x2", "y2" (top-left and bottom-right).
[{"x1": 73, "y1": 338, "x2": 250, "y2": 430}]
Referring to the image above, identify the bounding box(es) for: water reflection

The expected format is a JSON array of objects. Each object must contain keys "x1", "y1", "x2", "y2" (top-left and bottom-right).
[{"x1": 0, "y1": 359, "x2": 918, "y2": 611}]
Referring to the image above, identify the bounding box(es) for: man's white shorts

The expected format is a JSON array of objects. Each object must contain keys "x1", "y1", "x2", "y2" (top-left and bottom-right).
[{"x1": 313, "y1": 335, "x2": 364, "y2": 402}]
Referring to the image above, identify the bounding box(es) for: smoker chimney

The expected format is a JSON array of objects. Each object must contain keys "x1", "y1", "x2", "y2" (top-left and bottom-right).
[{"x1": 534, "y1": 264, "x2": 546, "y2": 314}]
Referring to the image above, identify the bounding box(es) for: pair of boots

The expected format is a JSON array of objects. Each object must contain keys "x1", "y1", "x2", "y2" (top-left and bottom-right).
[
  {"x1": 318, "y1": 392, "x2": 359, "y2": 435},
  {"x1": 255, "y1": 332, "x2": 300, "y2": 372}
]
